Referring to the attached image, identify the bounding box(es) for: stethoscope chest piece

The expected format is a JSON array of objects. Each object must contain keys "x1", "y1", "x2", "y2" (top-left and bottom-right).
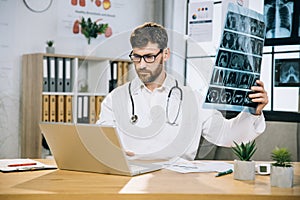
[{"x1": 131, "y1": 114, "x2": 138, "y2": 124}]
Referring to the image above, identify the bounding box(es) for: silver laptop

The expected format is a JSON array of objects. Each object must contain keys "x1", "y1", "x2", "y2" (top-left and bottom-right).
[{"x1": 39, "y1": 123, "x2": 162, "y2": 176}]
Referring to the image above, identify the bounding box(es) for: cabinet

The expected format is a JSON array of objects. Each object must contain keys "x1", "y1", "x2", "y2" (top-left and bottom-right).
[{"x1": 21, "y1": 53, "x2": 132, "y2": 158}]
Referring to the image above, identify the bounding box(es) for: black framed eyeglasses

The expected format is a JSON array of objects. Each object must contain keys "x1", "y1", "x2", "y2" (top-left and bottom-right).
[{"x1": 129, "y1": 49, "x2": 163, "y2": 63}]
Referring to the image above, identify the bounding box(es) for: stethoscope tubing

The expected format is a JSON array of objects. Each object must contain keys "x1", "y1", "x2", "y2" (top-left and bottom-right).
[{"x1": 128, "y1": 80, "x2": 183, "y2": 125}]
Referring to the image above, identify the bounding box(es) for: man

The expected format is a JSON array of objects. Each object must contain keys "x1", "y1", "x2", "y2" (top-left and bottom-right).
[{"x1": 96, "y1": 22, "x2": 268, "y2": 160}]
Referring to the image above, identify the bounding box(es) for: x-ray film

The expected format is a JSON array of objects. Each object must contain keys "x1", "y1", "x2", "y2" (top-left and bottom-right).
[
  {"x1": 203, "y1": 3, "x2": 266, "y2": 113},
  {"x1": 264, "y1": 0, "x2": 294, "y2": 39},
  {"x1": 275, "y1": 58, "x2": 300, "y2": 87}
]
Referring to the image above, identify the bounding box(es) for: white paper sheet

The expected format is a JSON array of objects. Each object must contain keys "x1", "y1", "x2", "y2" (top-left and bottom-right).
[{"x1": 160, "y1": 157, "x2": 233, "y2": 174}]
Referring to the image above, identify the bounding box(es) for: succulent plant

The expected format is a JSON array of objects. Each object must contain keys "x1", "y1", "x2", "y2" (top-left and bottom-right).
[
  {"x1": 232, "y1": 140, "x2": 257, "y2": 161},
  {"x1": 271, "y1": 147, "x2": 292, "y2": 167},
  {"x1": 46, "y1": 40, "x2": 54, "y2": 47}
]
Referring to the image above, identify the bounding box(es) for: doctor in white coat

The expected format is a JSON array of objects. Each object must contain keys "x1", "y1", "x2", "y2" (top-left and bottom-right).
[{"x1": 96, "y1": 22, "x2": 268, "y2": 161}]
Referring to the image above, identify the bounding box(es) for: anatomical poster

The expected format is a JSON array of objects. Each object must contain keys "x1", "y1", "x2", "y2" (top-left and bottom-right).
[{"x1": 203, "y1": 3, "x2": 266, "y2": 113}]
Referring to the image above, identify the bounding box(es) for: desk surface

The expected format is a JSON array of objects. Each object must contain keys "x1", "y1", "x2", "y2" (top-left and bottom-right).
[{"x1": 0, "y1": 159, "x2": 299, "y2": 200}]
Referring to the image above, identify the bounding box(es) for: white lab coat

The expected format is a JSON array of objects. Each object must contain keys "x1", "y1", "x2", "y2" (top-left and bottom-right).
[{"x1": 96, "y1": 75, "x2": 265, "y2": 160}]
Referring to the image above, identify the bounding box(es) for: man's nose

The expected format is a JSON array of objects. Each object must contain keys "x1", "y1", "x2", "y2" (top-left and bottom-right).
[{"x1": 138, "y1": 58, "x2": 147, "y2": 69}]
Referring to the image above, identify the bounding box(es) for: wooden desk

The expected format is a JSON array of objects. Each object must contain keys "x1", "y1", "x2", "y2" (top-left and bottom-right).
[{"x1": 0, "y1": 159, "x2": 299, "y2": 200}]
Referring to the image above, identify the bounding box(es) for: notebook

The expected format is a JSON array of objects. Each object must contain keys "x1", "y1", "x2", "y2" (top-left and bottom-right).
[
  {"x1": 0, "y1": 158, "x2": 56, "y2": 173},
  {"x1": 39, "y1": 123, "x2": 162, "y2": 176}
]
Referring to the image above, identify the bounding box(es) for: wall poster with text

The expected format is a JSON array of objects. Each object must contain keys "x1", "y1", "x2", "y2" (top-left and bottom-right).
[
  {"x1": 188, "y1": 0, "x2": 214, "y2": 42},
  {"x1": 203, "y1": 3, "x2": 266, "y2": 114}
]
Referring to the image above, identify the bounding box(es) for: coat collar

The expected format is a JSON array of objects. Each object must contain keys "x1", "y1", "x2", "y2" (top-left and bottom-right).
[{"x1": 130, "y1": 74, "x2": 177, "y2": 94}]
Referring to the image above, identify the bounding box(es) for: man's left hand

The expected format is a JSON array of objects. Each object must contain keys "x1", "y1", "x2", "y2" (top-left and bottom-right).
[{"x1": 249, "y1": 80, "x2": 268, "y2": 115}]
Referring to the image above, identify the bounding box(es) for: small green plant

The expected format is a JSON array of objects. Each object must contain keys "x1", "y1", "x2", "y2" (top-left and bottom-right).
[
  {"x1": 46, "y1": 40, "x2": 54, "y2": 47},
  {"x1": 80, "y1": 17, "x2": 108, "y2": 44},
  {"x1": 232, "y1": 140, "x2": 257, "y2": 161},
  {"x1": 271, "y1": 147, "x2": 292, "y2": 167}
]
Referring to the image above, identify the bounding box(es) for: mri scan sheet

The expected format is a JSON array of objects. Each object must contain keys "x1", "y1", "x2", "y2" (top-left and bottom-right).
[
  {"x1": 275, "y1": 58, "x2": 300, "y2": 86},
  {"x1": 203, "y1": 3, "x2": 266, "y2": 114}
]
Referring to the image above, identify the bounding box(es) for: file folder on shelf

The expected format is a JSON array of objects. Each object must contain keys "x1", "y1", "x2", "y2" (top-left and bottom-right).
[
  {"x1": 57, "y1": 95, "x2": 65, "y2": 122},
  {"x1": 77, "y1": 96, "x2": 83, "y2": 123},
  {"x1": 49, "y1": 95, "x2": 56, "y2": 122},
  {"x1": 42, "y1": 95, "x2": 49, "y2": 122},
  {"x1": 77, "y1": 95, "x2": 90, "y2": 123},
  {"x1": 122, "y1": 62, "x2": 129, "y2": 84},
  {"x1": 117, "y1": 61, "x2": 123, "y2": 86},
  {"x1": 43, "y1": 58, "x2": 49, "y2": 92},
  {"x1": 95, "y1": 96, "x2": 104, "y2": 121},
  {"x1": 89, "y1": 96, "x2": 96, "y2": 124},
  {"x1": 64, "y1": 58, "x2": 72, "y2": 92},
  {"x1": 56, "y1": 58, "x2": 64, "y2": 92},
  {"x1": 65, "y1": 95, "x2": 73, "y2": 123},
  {"x1": 109, "y1": 61, "x2": 118, "y2": 92},
  {"x1": 82, "y1": 96, "x2": 89, "y2": 123},
  {"x1": 49, "y1": 57, "x2": 56, "y2": 92}
]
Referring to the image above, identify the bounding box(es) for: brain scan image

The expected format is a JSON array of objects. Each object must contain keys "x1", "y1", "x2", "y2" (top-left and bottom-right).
[
  {"x1": 280, "y1": 64, "x2": 300, "y2": 83},
  {"x1": 206, "y1": 88, "x2": 220, "y2": 103},
  {"x1": 217, "y1": 51, "x2": 230, "y2": 68},
  {"x1": 238, "y1": 73, "x2": 251, "y2": 89},
  {"x1": 211, "y1": 69, "x2": 226, "y2": 86},
  {"x1": 230, "y1": 53, "x2": 243, "y2": 70},
  {"x1": 225, "y1": 71, "x2": 237, "y2": 87},
  {"x1": 243, "y1": 56, "x2": 253, "y2": 72},
  {"x1": 232, "y1": 90, "x2": 246, "y2": 105},
  {"x1": 222, "y1": 32, "x2": 235, "y2": 49},
  {"x1": 226, "y1": 12, "x2": 238, "y2": 31},
  {"x1": 220, "y1": 89, "x2": 233, "y2": 104}
]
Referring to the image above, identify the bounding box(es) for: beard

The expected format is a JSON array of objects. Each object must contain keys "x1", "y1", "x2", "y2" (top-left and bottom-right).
[{"x1": 137, "y1": 57, "x2": 164, "y2": 84}]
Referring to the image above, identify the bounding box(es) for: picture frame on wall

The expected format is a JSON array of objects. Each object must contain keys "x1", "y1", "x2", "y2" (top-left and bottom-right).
[{"x1": 264, "y1": 0, "x2": 300, "y2": 46}]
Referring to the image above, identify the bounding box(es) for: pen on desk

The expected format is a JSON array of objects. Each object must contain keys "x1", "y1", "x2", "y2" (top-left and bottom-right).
[
  {"x1": 173, "y1": 164, "x2": 198, "y2": 169},
  {"x1": 215, "y1": 169, "x2": 233, "y2": 177},
  {"x1": 7, "y1": 163, "x2": 37, "y2": 167}
]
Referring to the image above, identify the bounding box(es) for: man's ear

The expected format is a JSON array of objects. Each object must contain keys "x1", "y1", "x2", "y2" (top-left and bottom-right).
[{"x1": 163, "y1": 48, "x2": 170, "y2": 61}]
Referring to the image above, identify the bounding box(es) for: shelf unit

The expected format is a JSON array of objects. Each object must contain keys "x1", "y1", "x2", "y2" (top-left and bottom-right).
[{"x1": 21, "y1": 53, "x2": 132, "y2": 158}]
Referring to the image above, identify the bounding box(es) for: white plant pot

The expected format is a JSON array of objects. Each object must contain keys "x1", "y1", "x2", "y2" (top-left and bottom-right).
[
  {"x1": 270, "y1": 166, "x2": 294, "y2": 188},
  {"x1": 46, "y1": 47, "x2": 55, "y2": 54},
  {"x1": 233, "y1": 160, "x2": 255, "y2": 180}
]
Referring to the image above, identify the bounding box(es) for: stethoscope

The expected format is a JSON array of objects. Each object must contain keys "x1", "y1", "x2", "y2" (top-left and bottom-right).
[{"x1": 128, "y1": 80, "x2": 183, "y2": 125}]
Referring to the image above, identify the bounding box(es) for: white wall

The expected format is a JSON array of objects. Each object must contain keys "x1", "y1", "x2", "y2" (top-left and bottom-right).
[{"x1": 0, "y1": 0, "x2": 158, "y2": 158}]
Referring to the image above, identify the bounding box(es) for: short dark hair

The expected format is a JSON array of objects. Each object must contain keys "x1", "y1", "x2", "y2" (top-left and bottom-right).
[{"x1": 130, "y1": 22, "x2": 168, "y2": 49}]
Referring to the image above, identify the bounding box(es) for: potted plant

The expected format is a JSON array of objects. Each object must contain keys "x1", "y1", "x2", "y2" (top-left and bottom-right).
[
  {"x1": 46, "y1": 40, "x2": 55, "y2": 54},
  {"x1": 79, "y1": 17, "x2": 108, "y2": 45},
  {"x1": 232, "y1": 140, "x2": 257, "y2": 180},
  {"x1": 270, "y1": 147, "x2": 293, "y2": 188}
]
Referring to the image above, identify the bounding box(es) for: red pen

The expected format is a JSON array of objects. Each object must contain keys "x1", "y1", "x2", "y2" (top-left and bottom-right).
[{"x1": 7, "y1": 163, "x2": 37, "y2": 167}]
